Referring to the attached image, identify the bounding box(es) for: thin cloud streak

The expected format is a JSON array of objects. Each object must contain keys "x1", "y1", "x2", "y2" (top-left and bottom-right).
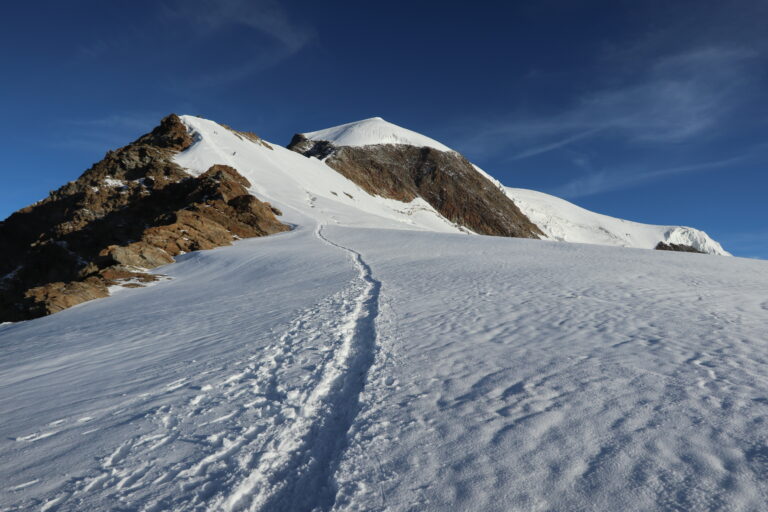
[
  {"x1": 162, "y1": 0, "x2": 313, "y2": 88},
  {"x1": 553, "y1": 155, "x2": 746, "y2": 199},
  {"x1": 467, "y1": 46, "x2": 759, "y2": 160},
  {"x1": 512, "y1": 127, "x2": 605, "y2": 160},
  {"x1": 73, "y1": 0, "x2": 313, "y2": 88},
  {"x1": 164, "y1": 0, "x2": 315, "y2": 89},
  {"x1": 164, "y1": 0, "x2": 311, "y2": 51}
]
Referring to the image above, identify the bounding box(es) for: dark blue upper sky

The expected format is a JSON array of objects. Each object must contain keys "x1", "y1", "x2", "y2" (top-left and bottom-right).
[{"x1": 1, "y1": 0, "x2": 766, "y2": 257}]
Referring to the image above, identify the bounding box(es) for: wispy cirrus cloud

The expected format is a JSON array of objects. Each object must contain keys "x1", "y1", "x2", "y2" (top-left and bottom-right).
[
  {"x1": 552, "y1": 154, "x2": 747, "y2": 199},
  {"x1": 75, "y1": 0, "x2": 313, "y2": 88},
  {"x1": 466, "y1": 46, "x2": 760, "y2": 160},
  {"x1": 159, "y1": 0, "x2": 313, "y2": 87},
  {"x1": 162, "y1": 0, "x2": 310, "y2": 51},
  {"x1": 511, "y1": 127, "x2": 606, "y2": 160}
]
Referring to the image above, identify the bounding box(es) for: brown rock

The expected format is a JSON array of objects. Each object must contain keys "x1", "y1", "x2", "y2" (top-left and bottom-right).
[
  {"x1": 655, "y1": 242, "x2": 705, "y2": 254},
  {"x1": 221, "y1": 123, "x2": 273, "y2": 149},
  {"x1": 101, "y1": 244, "x2": 175, "y2": 268},
  {"x1": 133, "y1": 114, "x2": 195, "y2": 151},
  {"x1": 0, "y1": 116, "x2": 289, "y2": 322},
  {"x1": 288, "y1": 135, "x2": 542, "y2": 239},
  {"x1": 24, "y1": 278, "x2": 109, "y2": 317}
]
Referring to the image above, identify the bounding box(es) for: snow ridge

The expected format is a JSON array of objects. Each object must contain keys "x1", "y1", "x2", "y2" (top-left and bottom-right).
[{"x1": 503, "y1": 187, "x2": 730, "y2": 255}]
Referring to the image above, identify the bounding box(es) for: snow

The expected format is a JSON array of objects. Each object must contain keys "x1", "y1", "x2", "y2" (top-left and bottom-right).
[
  {"x1": 326, "y1": 229, "x2": 766, "y2": 511},
  {"x1": 174, "y1": 115, "x2": 464, "y2": 234},
  {"x1": 302, "y1": 117, "x2": 454, "y2": 152},
  {"x1": 0, "y1": 225, "x2": 359, "y2": 511},
  {"x1": 2, "y1": 222, "x2": 767, "y2": 511},
  {"x1": 470, "y1": 163, "x2": 729, "y2": 255},
  {"x1": 2, "y1": 115, "x2": 763, "y2": 511},
  {"x1": 103, "y1": 178, "x2": 127, "y2": 188},
  {"x1": 504, "y1": 187, "x2": 730, "y2": 255}
]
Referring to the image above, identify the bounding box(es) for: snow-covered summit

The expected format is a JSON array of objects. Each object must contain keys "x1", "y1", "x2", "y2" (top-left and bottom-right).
[{"x1": 302, "y1": 117, "x2": 453, "y2": 152}]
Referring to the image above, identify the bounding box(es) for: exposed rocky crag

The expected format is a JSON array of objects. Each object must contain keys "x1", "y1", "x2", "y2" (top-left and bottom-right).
[
  {"x1": 0, "y1": 115, "x2": 289, "y2": 321},
  {"x1": 288, "y1": 135, "x2": 543, "y2": 239},
  {"x1": 655, "y1": 242, "x2": 706, "y2": 254}
]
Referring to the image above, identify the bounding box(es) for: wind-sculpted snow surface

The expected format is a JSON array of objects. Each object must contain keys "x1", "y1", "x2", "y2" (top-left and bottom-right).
[
  {"x1": 2, "y1": 224, "x2": 767, "y2": 511},
  {"x1": 326, "y1": 229, "x2": 768, "y2": 511}
]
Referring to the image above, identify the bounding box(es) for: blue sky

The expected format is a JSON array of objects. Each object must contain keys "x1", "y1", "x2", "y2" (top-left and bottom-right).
[{"x1": 1, "y1": 0, "x2": 766, "y2": 257}]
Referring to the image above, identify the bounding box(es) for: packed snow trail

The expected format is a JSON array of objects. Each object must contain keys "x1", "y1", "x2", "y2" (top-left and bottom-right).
[
  {"x1": 0, "y1": 225, "x2": 380, "y2": 512},
  {"x1": 218, "y1": 224, "x2": 380, "y2": 512}
]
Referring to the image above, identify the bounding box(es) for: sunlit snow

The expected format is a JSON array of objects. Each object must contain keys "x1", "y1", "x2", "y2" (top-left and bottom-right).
[
  {"x1": 303, "y1": 116, "x2": 454, "y2": 152},
  {"x1": 1, "y1": 116, "x2": 764, "y2": 512}
]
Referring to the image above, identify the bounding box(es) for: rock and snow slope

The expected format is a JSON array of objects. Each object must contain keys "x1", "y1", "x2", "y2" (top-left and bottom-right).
[
  {"x1": 2, "y1": 114, "x2": 759, "y2": 512},
  {"x1": 469, "y1": 163, "x2": 729, "y2": 255},
  {"x1": 174, "y1": 115, "x2": 464, "y2": 234},
  {"x1": 504, "y1": 187, "x2": 730, "y2": 255},
  {"x1": 299, "y1": 116, "x2": 728, "y2": 254},
  {"x1": 288, "y1": 124, "x2": 543, "y2": 239},
  {"x1": 0, "y1": 112, "x2": 728, "y2": 323}
]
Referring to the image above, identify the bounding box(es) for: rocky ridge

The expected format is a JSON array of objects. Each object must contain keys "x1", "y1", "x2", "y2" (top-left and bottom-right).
[
  {"x1": 288, "y1": 134, "x2": 543, "y2": 239},
  {"x1": 0, "y1": 115, "x2": 289, "y2": 321}
]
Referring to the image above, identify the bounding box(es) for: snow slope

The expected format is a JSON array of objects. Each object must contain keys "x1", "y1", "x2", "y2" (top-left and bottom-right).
[
  {"x1": 174, "y1": 116, "x2": 463, "y2": 234},
  {"x1": 2, "y1": 222, "x2": 767, "y2": 511},
  {"x1": 302, "y1": 117, "x2": 454, "y2": 152},
  {"x1": 505, "y1": 187, "x2": 730, "y2": 255},
  {"x1": 470, "y1": 162, "x2": 728, "y2": 255},
  {"x1": 2, "y1": 115, "x2": 761, "y2": 511},
  {"x1": 299, "y1": 116, "x2": 728, "y2": 255}
]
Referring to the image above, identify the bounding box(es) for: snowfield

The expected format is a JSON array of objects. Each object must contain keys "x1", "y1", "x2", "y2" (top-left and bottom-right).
[
  {"x1": 1, "y1": 116, "x2": 766, "y2": 511},
  {"x1": 2, "y1": 224, "x2": 767, "y2": 511}
]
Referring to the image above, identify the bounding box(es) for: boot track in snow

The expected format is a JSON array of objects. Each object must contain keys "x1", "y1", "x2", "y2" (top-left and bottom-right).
[
  {"x1": 30, "y1": 224, "x2": 382, "y2": 512},
  {"x1": 223, "y1": 224, "x2": 381, "y2": 511}
]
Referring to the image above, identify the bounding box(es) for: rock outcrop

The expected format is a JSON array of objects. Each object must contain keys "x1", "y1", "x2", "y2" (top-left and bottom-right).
[
  {"x1": 288, "y1": 135, "x2": 542, "y2": 239},
  {"x1": 0, "y1": 115, "x2": 289, "y2": 322},
  {"x1": 655, "y1": 242, "x2": 706, "y2": 254}
]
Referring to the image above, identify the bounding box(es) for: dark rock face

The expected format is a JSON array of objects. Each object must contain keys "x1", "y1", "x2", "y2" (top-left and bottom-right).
[
  {"x1": 655, "y1": 242, "x2": 706, "y2": 254},
  {"x1": 0, "y1": 115, "x2": 289, "y2": 322},
  {"x1": 134, "y1": 113, "x2": 196, "y2": 151},
  {"x1": 288, "y1": 135, "x2": 542, "y2": 239}
]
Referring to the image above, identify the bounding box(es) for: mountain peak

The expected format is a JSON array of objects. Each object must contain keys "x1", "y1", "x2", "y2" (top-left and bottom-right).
[{"x1": 302, "y1": 117, "x2": 453, "y2": 152}]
